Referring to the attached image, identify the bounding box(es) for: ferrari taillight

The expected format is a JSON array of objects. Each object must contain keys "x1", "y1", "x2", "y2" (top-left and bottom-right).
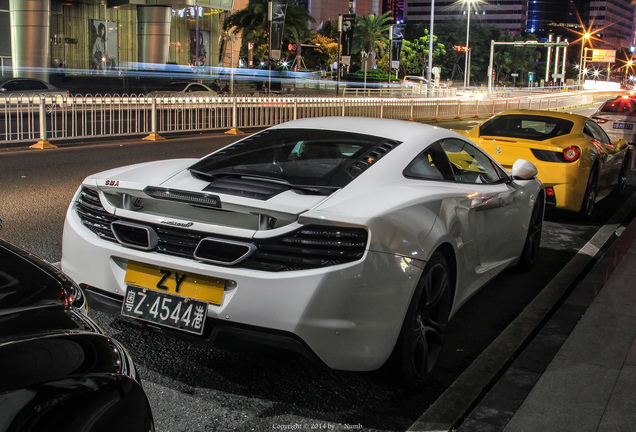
[{"x1": 563, "y1": 146, "x2": 580, "y2": 162}]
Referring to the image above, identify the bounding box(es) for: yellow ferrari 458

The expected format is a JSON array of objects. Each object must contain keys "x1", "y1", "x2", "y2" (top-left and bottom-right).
[{"x1": 460, "y1": 109, "x2": 629, "y2": 219}]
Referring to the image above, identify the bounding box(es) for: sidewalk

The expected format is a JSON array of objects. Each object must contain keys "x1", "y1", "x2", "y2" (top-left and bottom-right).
[{"x1": 458, "y1": 211, "x2": 636, "y2": 431}]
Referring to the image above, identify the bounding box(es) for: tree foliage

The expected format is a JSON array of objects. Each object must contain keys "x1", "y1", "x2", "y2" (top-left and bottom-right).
[
  {"x1": 398, "y1": 30, "x2": 446, "y2": 77},
  {"x1": 491, "y1": 32, "x2": 542, "y2": 82},
  {"x1": 222, "y1": 3, "x2": 548, "y2": 84},
  {"x1": 223, "y1": 0, "x2": 315, "y2": 61},
  {"x1": 352, "y1": 12, "x2": 393, "y2": 55}
]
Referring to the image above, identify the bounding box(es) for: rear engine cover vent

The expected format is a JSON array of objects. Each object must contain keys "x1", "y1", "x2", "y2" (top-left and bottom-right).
[{"x1": 347, "y1": 139, "x2": 401, "y2": 178}]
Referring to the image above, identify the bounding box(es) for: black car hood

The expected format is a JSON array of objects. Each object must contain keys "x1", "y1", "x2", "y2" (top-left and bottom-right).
[
  {"x1": 0, "y1": 240, "x2": 154, "y2": 432},
  {"x1": 0, "y1": 332, "x2": 130, "y2": 392}
]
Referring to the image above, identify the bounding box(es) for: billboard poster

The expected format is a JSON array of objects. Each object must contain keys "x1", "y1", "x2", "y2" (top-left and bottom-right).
[
  {"x1": 0, "y1": 11, "x2": 10, "y2": 57},
  {"x1": 190, "y1": 29, "x2": 210, "y2": 66},
  {"x1": 391, "y1": 24, "x2": 405, "y2": 69},
  {"x1": 269, "y1": 1, "x2": 287, "y2": 60},
  {"x1": 89, "y1": 20, "x2": 118, "y2": 71},
  {"x1": 341, "y1": 14, "x2": 356, "y2": 57}
]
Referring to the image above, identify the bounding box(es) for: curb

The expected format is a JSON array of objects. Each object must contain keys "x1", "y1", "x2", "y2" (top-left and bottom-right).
[{"x1": 408, "y1": 192, "x2": 636, "y2": 432}]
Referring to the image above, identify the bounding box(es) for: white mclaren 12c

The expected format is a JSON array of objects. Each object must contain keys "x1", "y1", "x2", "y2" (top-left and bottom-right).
[{"x1": 62, "y1": 117, "x2": 544, "y2": 385}]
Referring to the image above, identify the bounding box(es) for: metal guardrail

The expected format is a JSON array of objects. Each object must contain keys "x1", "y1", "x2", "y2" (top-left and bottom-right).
[
  {"x1": 0, "y1": 92, "x2": 596, "y2": 146},
  {"x1": 342, "y1": 87, "x2": 458, "y2": 98}
]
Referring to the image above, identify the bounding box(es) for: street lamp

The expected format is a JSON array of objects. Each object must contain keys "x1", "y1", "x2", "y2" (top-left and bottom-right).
[
  {"x1": 463, "y1": 0, "x2": 476, "y2": 88},
  {"x1": 427, "y1": 0, "x2": 435, "y2": 95},
  {"x1": 578, "y1": 32, "x2": 591, "y2": 87}
]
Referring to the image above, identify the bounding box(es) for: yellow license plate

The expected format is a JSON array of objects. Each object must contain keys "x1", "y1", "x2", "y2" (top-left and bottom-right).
[{"x1": 124, "y1": 261, "x2": 225, "y2": 306}]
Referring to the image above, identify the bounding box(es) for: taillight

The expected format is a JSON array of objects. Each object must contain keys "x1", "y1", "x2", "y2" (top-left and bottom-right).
[
  {"x1": 591, "y1": 117, "x2": 607, "y2": 124},
  {"x1": 563, "y1": 146, "x2": 580, "y2": 162},
  {"x1": 545, "y1": 187, "x2": 555, "y2": 196}
]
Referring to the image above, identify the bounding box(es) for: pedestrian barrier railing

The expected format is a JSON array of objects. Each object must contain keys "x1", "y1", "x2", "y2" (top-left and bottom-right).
[
  {"x1": 0, "y1": 91, "x2": 597, "y2": 146},
  {"x1": 342, "y1": 87, "x2": 457, "y2": 98}
]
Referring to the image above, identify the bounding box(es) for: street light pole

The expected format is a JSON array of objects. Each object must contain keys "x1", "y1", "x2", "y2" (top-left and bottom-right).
[
  {"x1": 463, "y1": 0, "x2": 472, "y2": 88},
  {"x1": 388, "y1": 24, "x2": 393, "y2": 85},
  {"x1": 427, "y1": 0, "x2": 435, "y2": 95},
  {"x1": 578, "y1": 32, "x2": 591, "y2": 88}
]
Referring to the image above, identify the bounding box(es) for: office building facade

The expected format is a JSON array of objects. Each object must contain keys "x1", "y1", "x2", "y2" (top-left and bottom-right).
[
  {"x1": 402, "y1": 0, "x2": 527, "y2": 34},
  {"x1": 400, "y1": 0, "x2": 635, "y2": 51}
]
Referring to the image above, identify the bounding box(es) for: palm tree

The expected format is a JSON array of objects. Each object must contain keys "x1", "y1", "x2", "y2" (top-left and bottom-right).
[
  {"x1": 287, "y1": 26, "x2": 316, "y2": 70},
  {"x1": 352, "y1": 12, "x2": 393, "y2": 55},
  {"x1": 224, "y1": 0, "x2": 315, "y2": 57}
]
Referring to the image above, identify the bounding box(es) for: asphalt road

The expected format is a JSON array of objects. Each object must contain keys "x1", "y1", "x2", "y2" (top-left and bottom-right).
[{"x1": 0, "y1": 106, "x2": 633, "y2": 431}]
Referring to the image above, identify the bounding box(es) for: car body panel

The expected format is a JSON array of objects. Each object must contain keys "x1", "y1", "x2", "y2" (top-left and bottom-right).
[
  {"x1": 460, "y1": 109, "x2": 628, "y2": 212},
  {"x1": 148, "y1": 82, "x2": 218, "y2": 99},
  {"x1": 591, "y1": 95, "x2": 636, "y2": 144},
  {"x1": 0, "y1": 239, "x2": 154, "y2": 432},
  {"x1": 61, "y1": 117, "x2": 542, "y2": 372},
  {"x1": 0, "y1": 78, "x2": 69, "y2": 111}
]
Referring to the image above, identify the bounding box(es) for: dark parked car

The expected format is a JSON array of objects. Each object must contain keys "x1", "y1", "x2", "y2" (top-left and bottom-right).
[
  {"x1": 0, "y1": 236, "x2": 154, "y2": 432},
  {"x1": 148, "y1": 81, "x2": 218, "y2": 96},
  {"x1": 0, "y1": 78, "x2": 69, "y2": 113},
  {"x1": 0, "y1": 77, "x2": 69, "y2": 98}
]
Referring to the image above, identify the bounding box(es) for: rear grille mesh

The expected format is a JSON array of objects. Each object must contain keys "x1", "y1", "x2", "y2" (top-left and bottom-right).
[
  {"x1": 76, "y1": 188, "x2": 118, "y2": 241},
  {"x1": 75, "y1": 187, "x2": 368, "y2": 271}
]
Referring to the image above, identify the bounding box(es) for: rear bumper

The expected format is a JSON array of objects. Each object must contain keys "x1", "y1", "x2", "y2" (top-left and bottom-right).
[
  {"x1": 83, "y1": 285, "x2": 325, "y2": 366},
  {"x1": 63, "y1": 205, "x2": 424, "y2": 372}
]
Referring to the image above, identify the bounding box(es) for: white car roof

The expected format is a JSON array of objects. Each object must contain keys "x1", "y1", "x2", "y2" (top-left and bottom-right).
[{"x1": 268, "y1": 117, "x2": 458, "y2": 145}]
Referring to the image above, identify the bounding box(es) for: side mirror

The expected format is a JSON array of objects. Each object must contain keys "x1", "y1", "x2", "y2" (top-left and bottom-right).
[
  {"x1": 511, "y1": 159, "x2": 538, "y2": 180},
  {"x1": 613, "y1": 138, "x2": 629, "y2": 150}
]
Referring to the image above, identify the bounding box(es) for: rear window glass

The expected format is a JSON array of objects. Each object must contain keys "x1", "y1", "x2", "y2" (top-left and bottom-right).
[
  {"x1": 189, "y1": 128, "x2": 400, "y2": 190},
  {"x1": 599, "y1": 98, "x2": 636, "y2": 115},
  {"x1": 479, "y1": 115, "x2": 574, "y2": 141}
]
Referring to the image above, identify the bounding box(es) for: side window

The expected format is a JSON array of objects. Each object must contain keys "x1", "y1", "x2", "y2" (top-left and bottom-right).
[
  {"x1": 2, "y1": 80, "x2": 19, "y2": 91},
  {"x1": 21, "y1": 80, "x2": 47, "y2": 91},
  {"x1": 585, "y1": 120, "x2": 611, "y2": 145},
  {"x1": 404, "y1": 141, "x2": 454, "y2": 181},
  {"x1": 441, "y1": 139, "x2": 505, "y2": 184}
]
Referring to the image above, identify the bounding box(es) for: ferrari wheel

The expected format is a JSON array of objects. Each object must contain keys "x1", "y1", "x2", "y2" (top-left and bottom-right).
[
  {"x1": 616, "y1": 155, "x2": 629, "y2": 195},
  {"x1": 516, "y1": 194, "x2": 544, "y2": 271},
  {"x1": 393, "y1": 252, "x2": 451, "y2": 386},
  {"x1": 578, "y1": 167, "x2": 597, "y2": 221}
]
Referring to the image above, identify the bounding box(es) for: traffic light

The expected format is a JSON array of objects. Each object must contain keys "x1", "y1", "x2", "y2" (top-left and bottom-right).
[{"x1": 453, "y1": 45, "x2": 468, "y2": 53}]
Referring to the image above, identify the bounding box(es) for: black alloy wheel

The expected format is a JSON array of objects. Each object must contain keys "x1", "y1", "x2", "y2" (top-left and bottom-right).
[
  {"x1": 393, "y1": 252, "x2": 452, "y2": 386},
  {"x1": 516, "y1": 194, "x2": 544, "y2": 271},
  {"x1": 578, "y1": 166, "x2": 598, "y2": 221},
  {"x1": 616, "y1": 155, "x2": 629, "y2": 195}
]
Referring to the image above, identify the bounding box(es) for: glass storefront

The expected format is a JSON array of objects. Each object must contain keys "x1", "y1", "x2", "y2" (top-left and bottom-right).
[
  {"x1": 0, "y1": 1, "x2": 9, "y2": 76},
  {"x1": 47, "y1": 3, "x2": 228, "y2": 72}
]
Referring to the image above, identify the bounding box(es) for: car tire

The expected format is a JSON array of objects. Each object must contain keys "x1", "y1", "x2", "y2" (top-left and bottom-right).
[
  {"x1": 516, "y1": 194, "x2": 544, "y2": 271},
  {"x1": 577, "y1": 166, "x2": 597, "y2": 221},
  {"x1": 615, "y1": 155, "x2": 629, "y2": 195},
  {"x1": 392, "y1": 252, "x2": 451, "y2": 386}
]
